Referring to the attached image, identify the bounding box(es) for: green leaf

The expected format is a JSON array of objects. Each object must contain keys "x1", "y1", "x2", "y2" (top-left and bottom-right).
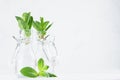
[
  {"x1": 16, "y1": 16, "x2": 29, "y2": 29},
  {"x1": 25, "y1": 30, "x2": 31, "y2": 37},
  {"x1": 43, "y1": 21, "x2": 49, "y2": 30},
  {"x1": 48, "y1": 73, "x2": 57, "y2": 77},
  {"x1": 32, "y1": 17, "x2": 53, "y2": 39},
  {"x1": 19, "y1": 58, "x2": 57, "y2": 78},
  {"x1": 35, "y1": 21, "x2": 40, "y2": 26},
  {"x1": 22, "y1": 12, "x2": 31, "y2": 22},
  {"x1": 33, "y1": 21, "x2": 39, "y2": 31},
  {"x1": 15, "y1": 16, "x2": 24, "y2": 30},
  {"x1": 28, "y1": 16, "x2": 33, "y2": 29},
  {"x1": 20, "y1": 67, "x2": 38, "y2": 78},
  {"x1": 45, "y1": 23, "x2": 52, "y2": 31},
  {"x1": 40, "y1": 17, "x2": 44, "y2": 25},
  {"x1": 41, "y1": 31, "x2": 46, "y2": 35},
  {"x1": 16, "y1": 12, "x2": 32, "y2": 38},
  {"x1": 39, "y1": 71, "x2": 49, "y2": 77},
  {"x1": 32, "y1": 21, "x2": 38, "y2": 30},
  {"x1": 38, "y1": 58, "x2": 44, "y2": 71},
  {"x1": 42, "y1": 65, "x2": 49, "y2": 71},
  {"x1": 36, "y1": 21, "x2": 42, "y2": 31}
]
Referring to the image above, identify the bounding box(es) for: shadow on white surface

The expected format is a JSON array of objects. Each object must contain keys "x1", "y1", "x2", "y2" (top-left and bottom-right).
[{"x1": 1, "y1": 73, "x2": 120, "y2": 80}]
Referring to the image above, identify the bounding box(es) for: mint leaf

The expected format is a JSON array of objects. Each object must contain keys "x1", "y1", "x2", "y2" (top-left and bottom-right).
[
  {"x1": 33, "y1": 17, "x2": 52, "y2": 39},
  {"x1": 28, "y1": 16, "x2": 33, "y2": 29},
  {"x1": 38, "y1": 58, "x2": 44, "y2": 71},
  {"x1": 25, "y1": 30, "x2": 31, "y2": 37},
  {"x1": 43, "y1": 21, "x2": 49, "y2": 30},
  {"x1": 22, "y1": 12, "x2": 31, "y2": 22},
  {"x1": 33, "y1": 21, "x2": 40, "y2": 31},
  {"x1": 15, "y1": 12, "x2": 33, "y2": 37},
  {"x1": 39, "y1": 71, "x2": 49, "y2": 77},
  {"x1": 45, "y1": 23, "x2": 52, "y2": 31},
  {"x1": 42, "y1": 65, "x2": 49, "y2": 71},
  {"x1": 20, "y1": 67, "x2": 38, "y2": 78},
  {"x1": 48, "y1": 73, "x2": 57, "y2": 77},
  {"x1": 15, "y1": 16, "x2": 24, "y2": 30},
  {"x1": 16, "y1": 16, "x2": 29, "y2": 30},
  {"x1": 20, "y1": 58, "x2": 57, "y2": 78},
  {"x1": 40, "y1": 17, "x2": 44, "y2": 25}
]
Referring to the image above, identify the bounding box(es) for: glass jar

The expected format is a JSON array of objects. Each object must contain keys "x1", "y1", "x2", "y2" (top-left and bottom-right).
[
  {"x1": 35, "y1": 35, "x2": 58, "y2": 73},
  {"x1": 12, "y1": 30, "x2": 36, "y2": 77}
]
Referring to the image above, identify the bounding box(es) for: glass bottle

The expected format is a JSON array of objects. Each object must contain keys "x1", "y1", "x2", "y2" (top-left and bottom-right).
[
  {"x1": 35, "y1": 34, "x2": 58, "y2": 73},
  {"x1": 12, "y1": 30, "x2": 36, "y2": 77}
]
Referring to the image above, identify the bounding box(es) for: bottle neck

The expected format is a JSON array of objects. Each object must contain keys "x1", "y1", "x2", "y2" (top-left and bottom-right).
[
  {"x1": 19, "y1": 30, "x2": 31, "y2": 45},
  {"x1": 37, "y1": 35, "x2": 55, "y2": 44},
  {"x1": 24, "y1": 37, "x2": 31, "y2": 45},
  {"x1": 37, "y1": 31, "x2": 51, "y2": 41}
]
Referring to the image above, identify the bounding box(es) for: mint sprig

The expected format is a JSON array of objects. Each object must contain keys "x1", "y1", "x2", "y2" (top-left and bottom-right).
[
  {"x1": 20, "y1": 67, "x2": 38, "y2": 78},
  {"x1": 20, "y1": 58, "x2": 57, "y2": 78},
  {"x1": 33, "y1": 17, "x2": 52, "y2": 39},
  {"x1": 15, "y1": 12, "x2": 33, "y2": 37}
]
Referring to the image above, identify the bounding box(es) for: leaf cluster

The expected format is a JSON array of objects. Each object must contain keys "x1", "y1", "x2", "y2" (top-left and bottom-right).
[
  {"x1": 20, "y1": 58, "x2": 57, "y2": 78},
  {"x1": 16, "y1": 12, "x2": 33, "y2": 37},
  {"x1": 16, "y1": 12, "x2": 52, "y2": 39},
  {"x1": 33, "y1": 17, "x2": 52, "y2": 39}
]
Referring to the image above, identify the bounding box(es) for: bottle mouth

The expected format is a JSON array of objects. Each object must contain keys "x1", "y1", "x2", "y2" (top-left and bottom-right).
[
  {"x1": 37, "y1": 33, "x2": 55, "y2": 41},
  {"x1": 13, "y1": 35, "x2": 31, "y2": 45},
  {"x1": 24, "y1": 38, "x2": 31, "y2": 45}
]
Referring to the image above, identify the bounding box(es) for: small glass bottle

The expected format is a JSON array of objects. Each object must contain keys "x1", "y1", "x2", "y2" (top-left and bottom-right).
[
  {"x1": 35, "y1": 33, "x2": 58, "y2": 73},
  {"x1": 12, "y1": 30, "x2": 36, "y2": 77}
]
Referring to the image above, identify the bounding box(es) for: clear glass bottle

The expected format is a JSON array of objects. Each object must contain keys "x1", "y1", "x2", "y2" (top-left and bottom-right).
[
  {"x1": 35, "y1": 34, "x2": 58, "y2": 73},
  {"x1": 12, "y1": 30, "x2": 36, "y2": 77}
]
